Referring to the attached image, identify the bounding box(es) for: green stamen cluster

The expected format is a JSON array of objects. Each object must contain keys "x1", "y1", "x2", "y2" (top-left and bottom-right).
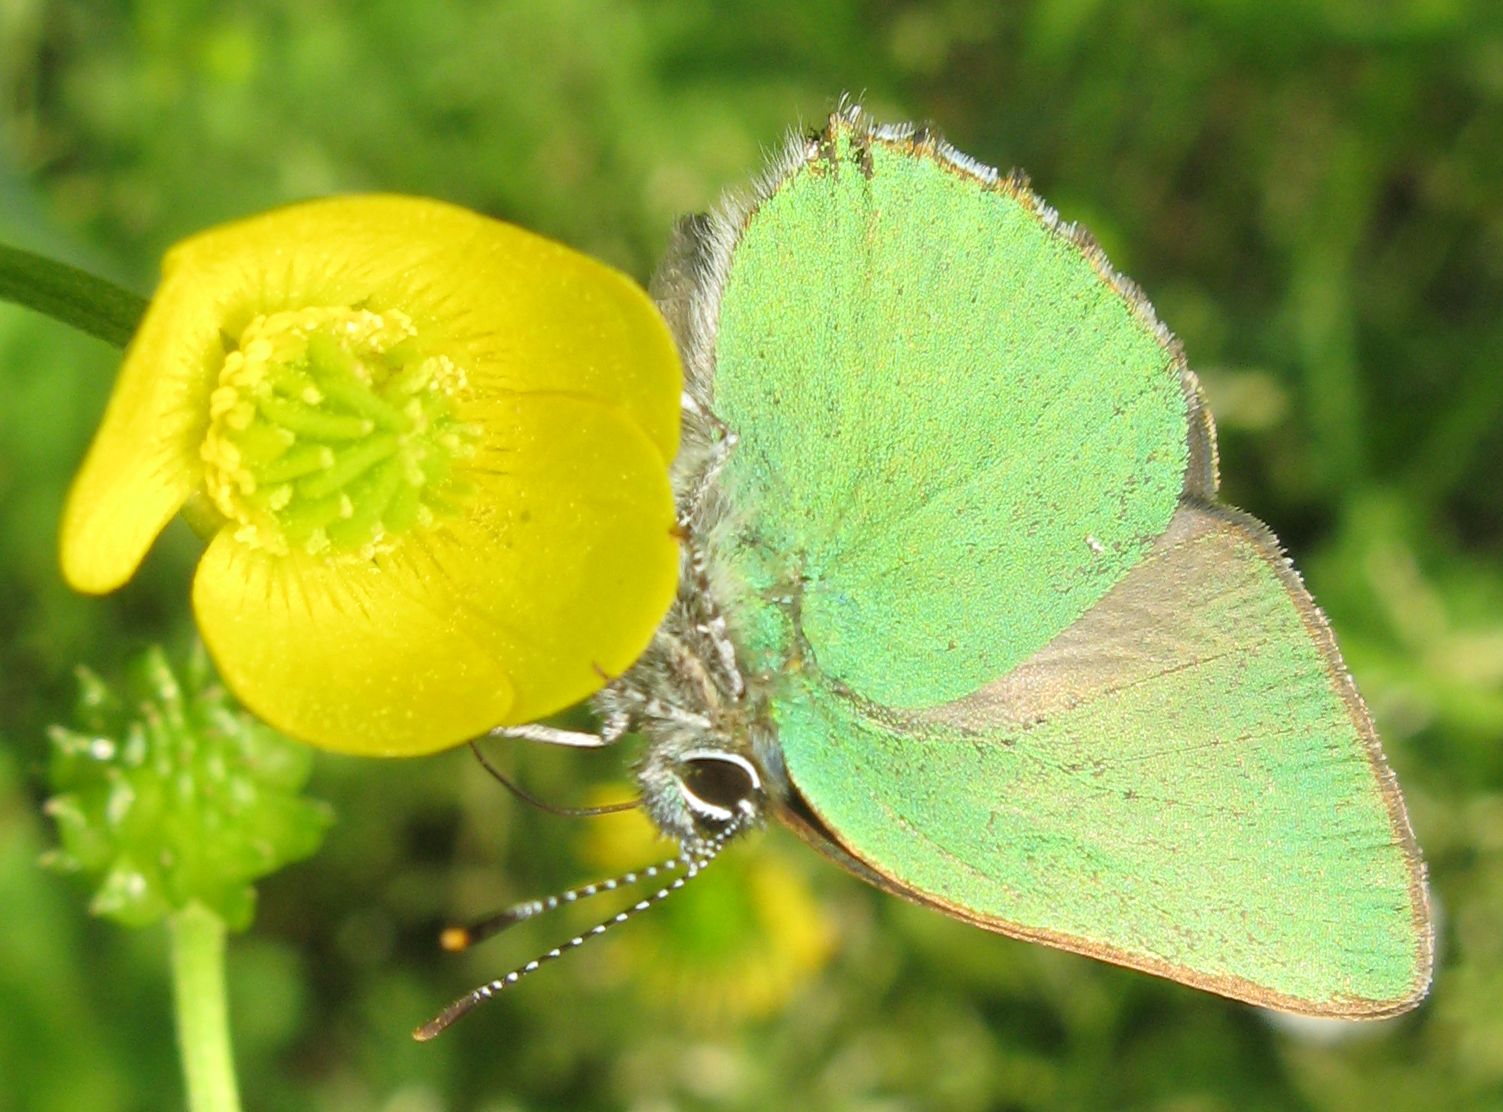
[{"x1": 201, "y1": 306, "x2": 478, "y2": 557}]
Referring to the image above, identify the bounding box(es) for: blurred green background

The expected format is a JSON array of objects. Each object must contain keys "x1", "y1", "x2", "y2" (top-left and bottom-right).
[{"x1": 3, "y1": 1, "x2": 1502, "y2": 1109}]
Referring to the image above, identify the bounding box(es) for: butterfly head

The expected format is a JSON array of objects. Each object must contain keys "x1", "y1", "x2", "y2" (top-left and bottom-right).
[{"x1": 637, "y1": 737, "x2": 767, "y2": 851}]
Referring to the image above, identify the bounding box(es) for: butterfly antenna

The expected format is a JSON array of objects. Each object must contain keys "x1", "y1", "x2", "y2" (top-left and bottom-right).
[
  {"x1": 414, "y1": 817, "x2": 748, "y2": 1041},
  {"x1": 469, "y1": 740, "x2": 641, "y2": 818},
  {"x1": 435, "y1": 853, "x2": 690, "y2": 952}
]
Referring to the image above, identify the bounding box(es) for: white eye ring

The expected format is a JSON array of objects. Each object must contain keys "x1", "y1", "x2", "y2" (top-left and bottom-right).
[{"x1": 677, "y1": 750, "x2": 761, "y2": 822}]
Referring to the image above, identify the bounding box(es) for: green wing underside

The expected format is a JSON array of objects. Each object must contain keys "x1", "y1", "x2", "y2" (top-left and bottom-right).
[
  {"x1": 699, "y1": 112, "x2": 1428, "y2": 1013},
  {"x1": 774, "y1": 501, "x2": 1429, "y2": 1014}
]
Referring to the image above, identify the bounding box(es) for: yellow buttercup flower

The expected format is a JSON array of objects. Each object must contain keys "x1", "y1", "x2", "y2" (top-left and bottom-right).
[{"x1": 61, "y1": 196, "x2": 681, "y2": 755}]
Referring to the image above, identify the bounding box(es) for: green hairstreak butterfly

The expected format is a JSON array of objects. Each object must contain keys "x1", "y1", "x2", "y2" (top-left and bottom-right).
[{"x1": 418, "y1": 104, "x2": 1431, "y2": 1038}]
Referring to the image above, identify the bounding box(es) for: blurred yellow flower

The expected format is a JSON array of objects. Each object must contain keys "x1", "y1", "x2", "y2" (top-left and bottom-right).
[
  {"x1": 581, "y1": 795, "x2": 837, "y2": 1023},
  {"x1": 61, "y1": 196, "x2": 681, "y2": 755}
]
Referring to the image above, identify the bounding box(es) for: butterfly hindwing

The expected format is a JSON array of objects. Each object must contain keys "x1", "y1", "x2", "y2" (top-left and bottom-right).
[{"x1": 772, "y1": 501, "x2": 1430, "y2": 1016}]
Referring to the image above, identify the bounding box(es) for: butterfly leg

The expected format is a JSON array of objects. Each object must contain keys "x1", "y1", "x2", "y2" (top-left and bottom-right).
[
  {"x1": 486, "y1": 722, "x2": 620, "y2": 749},
  {"x1": 695, "y1": 608, "x2": 745, "y2": 701},
  {"x1": 677, "y1": 392, "x2": 739, "y2": 526},
  {"x1": 685, "y1": 565, "x2": 747, "y2": 701}
]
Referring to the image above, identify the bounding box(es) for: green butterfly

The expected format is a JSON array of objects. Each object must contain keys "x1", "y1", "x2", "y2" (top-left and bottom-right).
[{"x1": 420, "y1": 105, "x2": 1431, "y2": 1038}]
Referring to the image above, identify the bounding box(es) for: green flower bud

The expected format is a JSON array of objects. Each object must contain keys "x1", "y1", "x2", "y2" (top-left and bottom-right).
[{"x1": 44, "y1": 644, "x2": 333, "y2": 930}]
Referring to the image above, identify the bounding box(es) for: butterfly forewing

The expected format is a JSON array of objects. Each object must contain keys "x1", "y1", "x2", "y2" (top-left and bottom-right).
[{"x1": 707, "y1": 120, "x2": 1199, "y2": 709}]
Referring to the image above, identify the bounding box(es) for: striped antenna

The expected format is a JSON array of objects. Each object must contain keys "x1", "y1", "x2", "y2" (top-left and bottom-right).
[
  {"x1": 414, "y1": 818, "x2": 747, "y2": 1041},
  {"x1": 435, "y1": 854, "x2": 689, "y2": 952}
]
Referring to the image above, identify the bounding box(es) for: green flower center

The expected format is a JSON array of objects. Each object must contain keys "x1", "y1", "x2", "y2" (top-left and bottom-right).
[{"x1": 201, "y1": 306, "x2": 478, "y2": 557}]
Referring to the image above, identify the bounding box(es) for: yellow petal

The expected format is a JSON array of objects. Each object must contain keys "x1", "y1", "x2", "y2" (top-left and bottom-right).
[
  {"x1": 416, "y1": 391, "x2": 679, "y2": 725},
  {"x1": 166, "y1": 195, "x2": 681, "y2": 463},
  {"x1": 192, "y1": 532, "x2": 516, "y2": 756},
  {"x1": 59, "y1": 268, "x2": 222, "y2": 592}
]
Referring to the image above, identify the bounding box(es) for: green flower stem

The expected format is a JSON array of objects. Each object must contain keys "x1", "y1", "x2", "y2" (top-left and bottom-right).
[
  {"x1": 170, "y1": 903, "x2": 243, "y2": 1112},
  {"x1": 0, "y1": 242, "x2": 145, "y2": 348}
]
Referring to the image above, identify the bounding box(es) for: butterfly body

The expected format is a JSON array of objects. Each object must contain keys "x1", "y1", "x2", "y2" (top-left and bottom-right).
[{"x1": 589, "y1": 106, "x2": 1431, "y2": 1019}]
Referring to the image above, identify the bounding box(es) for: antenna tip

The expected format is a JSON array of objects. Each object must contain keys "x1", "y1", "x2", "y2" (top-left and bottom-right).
[
  {"x1": 412, "y1": 1020, "x2": 443, "y2": 1042},
  {"x1": 439, "y1": 926, "x2": 472, "y2": 952}
]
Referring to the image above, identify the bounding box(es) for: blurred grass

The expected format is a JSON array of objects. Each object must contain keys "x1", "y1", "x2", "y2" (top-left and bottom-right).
[{"x1": 2, "y1": 1, "x2": 1501, "y2": 1109}]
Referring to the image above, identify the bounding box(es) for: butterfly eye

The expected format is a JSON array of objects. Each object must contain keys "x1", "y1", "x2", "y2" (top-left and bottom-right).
[{"x1": 677, "y1": 751, "x2": 762, "y2": 825}]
